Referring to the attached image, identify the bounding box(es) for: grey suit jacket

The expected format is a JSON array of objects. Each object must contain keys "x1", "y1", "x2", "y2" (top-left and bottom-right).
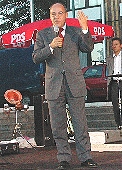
[{"x1": 32, "y1": 25, "x2": 94, "y2": 100}]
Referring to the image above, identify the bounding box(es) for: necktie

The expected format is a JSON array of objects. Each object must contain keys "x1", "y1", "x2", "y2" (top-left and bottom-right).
[
  {"x1": 58, "y1": 28, "x2": 64, "y2": 38},
  {"x1": 59, "y1": 28, "x2": 64, "y2": 43},
  {"x1": 59, "y1": 28, "x2": 64, "y2": 38}
]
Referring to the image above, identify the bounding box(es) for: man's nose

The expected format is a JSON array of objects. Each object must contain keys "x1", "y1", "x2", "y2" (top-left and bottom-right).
[{"x1": 54, "y1": 14, "x2": 60, "y2": 18}]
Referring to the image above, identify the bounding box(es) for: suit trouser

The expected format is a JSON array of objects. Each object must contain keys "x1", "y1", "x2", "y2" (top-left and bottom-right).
[
  {"x1": 47, "y1": 75, "x2": 92, "y2": 163},
  {"x1": 111, "y1": 80, "x2": 122, "y2": 127}
]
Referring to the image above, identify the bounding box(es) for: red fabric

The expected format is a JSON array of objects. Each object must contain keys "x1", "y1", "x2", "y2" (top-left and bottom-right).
[
  {"x1": 4, "y1": 89, "x2": 22, "y2": 105},
  {"x1": 0, "y1": 18, "x2": 115, "y2": 48}
]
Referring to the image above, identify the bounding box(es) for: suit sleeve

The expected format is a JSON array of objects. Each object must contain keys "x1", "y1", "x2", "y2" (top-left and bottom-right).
[
  {"x1": 78, "y1": 30, "x2": 94, "y2": 53},
  {"x1": 32, "y1": 31, "x2": 53, "y2": 64}
]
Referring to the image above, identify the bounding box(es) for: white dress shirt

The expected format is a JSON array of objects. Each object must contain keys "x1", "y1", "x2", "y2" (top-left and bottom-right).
[{"x1": 113, "y1": 51, "x2": 122, "y2": 80}]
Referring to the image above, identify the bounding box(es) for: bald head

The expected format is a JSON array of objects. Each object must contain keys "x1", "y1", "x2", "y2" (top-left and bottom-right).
[{"x1": 50, "y1": 3, "x2": 67, "y2": 11}]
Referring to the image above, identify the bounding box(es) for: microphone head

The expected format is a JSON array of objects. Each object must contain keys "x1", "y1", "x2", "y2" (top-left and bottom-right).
[{"x1": 54, "y1": 26, "x2": 59, "y2": 34}]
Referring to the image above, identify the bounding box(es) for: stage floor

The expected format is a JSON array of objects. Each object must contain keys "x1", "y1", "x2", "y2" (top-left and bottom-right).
[{"x1": 0, "y1": 144, "x2": 122, "y2": 170}]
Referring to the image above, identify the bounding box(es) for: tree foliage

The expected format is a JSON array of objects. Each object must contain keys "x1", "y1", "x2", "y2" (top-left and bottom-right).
[
  {"x1": 0, "y1": 0, "x2": 67, "y2": 35},
  {"x1": 0, "y1": 0, "x2": 30, "y2": 34}
]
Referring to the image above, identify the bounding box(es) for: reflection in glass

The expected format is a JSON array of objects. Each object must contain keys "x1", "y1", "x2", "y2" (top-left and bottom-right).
[
  {"x1": 89, "y1": 0, "x2": 102, "y2": 6},
  {"x1": 91, "y1": 43, "x2": 104, "y2": 64},
  {"x1": 70, "y1": 0, "x2": 85, "y2": 9}
]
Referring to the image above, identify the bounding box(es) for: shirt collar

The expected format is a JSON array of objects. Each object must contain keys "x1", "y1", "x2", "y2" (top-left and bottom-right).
[
  {"x1": 53, "y1": 23, "x2": 66, "y2": 30},
  {"x1": 62, "y1": 23, "x2": 66, "y2": 30},
  {"x1": 113, "y1": 51, "x2": 121, "y2": 57}
]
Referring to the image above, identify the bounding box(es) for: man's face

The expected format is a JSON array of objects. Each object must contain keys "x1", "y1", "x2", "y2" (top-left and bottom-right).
[
  {"x1": 50, "y1": 3, "x2": 68, "y2": 28},
  {"x1": 112, "y1": 40, "x2": 122, "y2": 53}
]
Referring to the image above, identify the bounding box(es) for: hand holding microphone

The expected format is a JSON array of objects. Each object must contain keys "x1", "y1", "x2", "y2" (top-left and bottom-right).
[{"x1": 50, "y1": 26, "x2": 64, "y2": 48}]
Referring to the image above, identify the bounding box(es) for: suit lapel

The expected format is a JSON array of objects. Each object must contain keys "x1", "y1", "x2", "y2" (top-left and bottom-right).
[
  {"x1": 63, "y1": 26, "x2": 75, "y2": 49},
  {"x1": 44, "y1": 27, "x2": 56, "y2": 44}
]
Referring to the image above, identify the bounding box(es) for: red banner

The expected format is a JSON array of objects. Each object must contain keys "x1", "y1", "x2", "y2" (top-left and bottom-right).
[{"x1": 0, "y1": 18, "x2": 114, "y2": 48}]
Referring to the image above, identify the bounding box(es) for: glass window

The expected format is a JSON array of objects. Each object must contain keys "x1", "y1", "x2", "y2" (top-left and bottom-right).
[
  {"x1": 91, "y1": 43, "x2": 104, "y2": 64},
  {"x1": 75, "y1": 6, "x2": 101, "y2": 20},
  {"x1": 84, "y1": 65, "x2": 103, "y2": 78},
  {"x1": 106, "y1": 67, "x2": 108, "y2": 77},
  {"x1": 89, "y1": 0, "x2": 102, "y2": 6},
  {"x1": 70, "y1": 0, "x2": 85, "y2": 9}
]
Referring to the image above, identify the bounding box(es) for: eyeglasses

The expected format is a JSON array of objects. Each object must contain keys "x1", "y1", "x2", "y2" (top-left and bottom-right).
[{"x1": 50, "y1": 11, "x2": 65, "y2": 17}]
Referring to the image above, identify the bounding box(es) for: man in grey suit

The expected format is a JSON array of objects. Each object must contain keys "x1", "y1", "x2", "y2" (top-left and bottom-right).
[
  {"x1": 32, "y1": 3, "x2": 97, "y2": 169},
  {"x1": 106, "y1": 37, "x2": 122, "y2": 130}
]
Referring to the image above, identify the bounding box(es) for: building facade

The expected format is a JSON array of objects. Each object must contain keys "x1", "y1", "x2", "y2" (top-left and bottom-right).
[
  {"x1": 67, "y1": 0, "x2": 122, "y2": 66},
  {"x1": 105, "y1": 0, "x2": 122, "y2": 57}
]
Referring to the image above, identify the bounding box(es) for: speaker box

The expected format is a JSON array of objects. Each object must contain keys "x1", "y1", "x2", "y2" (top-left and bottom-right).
[
  {"x1": 0, "y1": 141, "x2": 19, "y2": 156},
  {"x1": 33, "y1": 94, "x2": 55, "y2": 147}
]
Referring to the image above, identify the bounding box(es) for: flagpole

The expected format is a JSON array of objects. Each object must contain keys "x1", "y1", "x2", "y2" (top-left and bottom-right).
[
  {"x1": 72, "y1": 0, "x2": 75, "y2": 18},
  {"x1": 101, "y1": 0, "x2": 106, "y2": 62},
  {"x1": 30, "y1": 0, "x2": 34, "y2": 44},
  {"x1": 30, "y1": 0, "x2": 34, "y2": 23}
]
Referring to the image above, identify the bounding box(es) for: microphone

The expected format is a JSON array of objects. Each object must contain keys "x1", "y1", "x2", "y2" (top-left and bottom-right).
[
  {"x1": 54, "y1": 26, "x2": 59, "y2": 37},
  {"x1": 54, "y1": 26, "x2": 63, "y2": 48}
]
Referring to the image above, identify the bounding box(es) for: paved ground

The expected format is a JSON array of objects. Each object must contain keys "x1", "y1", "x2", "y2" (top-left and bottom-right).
[{"x1": 0, "y1": 144, "x2": 122, "y2": 170}]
